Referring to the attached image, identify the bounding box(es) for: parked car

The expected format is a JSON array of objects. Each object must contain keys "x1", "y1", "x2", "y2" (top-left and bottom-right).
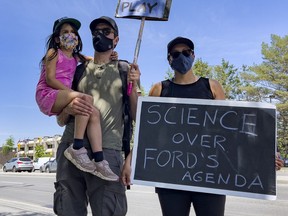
[
  {"x1": 39, "y1": 161, "x2": 47, "y2": 173},
  {"x1": 284, "y1": 158, "x2": 288, "y2": 167},
  {"x1": 3, "y1": 157, "x2": 33, "y2": 172},
  {"x1": 33, "y1": 157, "x2": 54, "y2": 172},
  {"x1": 41, "y1": 158, "x2": 57, "y2": 173}
]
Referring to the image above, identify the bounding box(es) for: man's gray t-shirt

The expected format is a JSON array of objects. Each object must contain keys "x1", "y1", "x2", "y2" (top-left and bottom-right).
[{"x1": 61, "y1": 60, "x2": 124, "y2": 151}]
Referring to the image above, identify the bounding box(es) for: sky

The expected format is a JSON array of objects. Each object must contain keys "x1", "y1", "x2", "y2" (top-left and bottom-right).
[{"x1": 0, "y1": 0, "x2": 287, "y2": 146}]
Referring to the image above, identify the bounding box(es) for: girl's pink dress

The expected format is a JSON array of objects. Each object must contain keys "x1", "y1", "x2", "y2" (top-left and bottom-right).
[{"x1": 36, "y1": 49, "x2": 77, "y2": 116}]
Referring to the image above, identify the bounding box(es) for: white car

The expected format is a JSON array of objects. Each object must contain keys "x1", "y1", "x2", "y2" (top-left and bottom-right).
[
  {"x1": 33, "y1": 157, "x2": 54, "y2": 172},
  {"x1": 3, "y1": 157, "x2": 34, "y2": 172}
]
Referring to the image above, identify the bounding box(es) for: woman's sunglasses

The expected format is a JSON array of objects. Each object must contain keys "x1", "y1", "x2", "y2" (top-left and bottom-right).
[{"x1": 169, "y1": 49, "x2": 193, "y2": 59}]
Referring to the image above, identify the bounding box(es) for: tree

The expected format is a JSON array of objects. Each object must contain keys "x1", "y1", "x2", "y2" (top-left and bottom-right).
[
  {"x1": 194, "y1": 58, "x2": 242, "y2": 100},
  {"x1": 1, "y1": 136, "x2": 15, "y2": 155},
  {"x1": 34, "y1": 144, "x2": 46, "y2": 159},
  {"x1": 164, "y1": 68, "x2": 174, "y2": 80},
  {"x1": 193, "y1": 58, "x2": 213, "y2": 78},
  {"x1": 240, "y1": 34, "x2": 288, "y2": 157},
  {"x1": 212, "y1": 59, "x2": 242, "y2": 100}
]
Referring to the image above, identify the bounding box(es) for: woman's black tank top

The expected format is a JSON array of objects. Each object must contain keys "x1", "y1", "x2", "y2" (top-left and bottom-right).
[{"x1": 160, "y1": 77, "x2": 214, "y2": 99}]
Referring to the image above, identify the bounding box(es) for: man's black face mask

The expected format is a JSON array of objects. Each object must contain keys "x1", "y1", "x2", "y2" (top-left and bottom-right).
[{"x1": 92, "y1": 32, "x2": 113, "y2": 52}]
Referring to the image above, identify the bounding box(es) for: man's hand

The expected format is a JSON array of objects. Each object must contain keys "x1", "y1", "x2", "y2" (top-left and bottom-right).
[
  {"x1": 121, "y1": 153, "x2": 132, "y2": 186},
  {"x1": 110, "y1": 51, "x2": 118, "y2": 61},
  {"x1": 56, "y1": 97, "x2": 93, "y2": 126},
  {"x1": 64, "y1": 97, "x2": 93, "y2": 116},
  {"x1": 128, "y1": 63, "x2": 141, "y2": 87}
]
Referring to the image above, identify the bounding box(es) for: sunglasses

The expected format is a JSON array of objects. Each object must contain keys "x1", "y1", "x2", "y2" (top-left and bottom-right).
[
  {"x1": 169, "y1": 49, "x2": 193, "y2": 59},
  {"x1": 92, "y1": 28, "x2": 114, "y2": 36}
]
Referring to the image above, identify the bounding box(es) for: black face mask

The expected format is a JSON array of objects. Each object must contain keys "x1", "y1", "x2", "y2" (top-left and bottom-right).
[{"x1": 92, "y1": 32, "x2": 114, "y2": 52}]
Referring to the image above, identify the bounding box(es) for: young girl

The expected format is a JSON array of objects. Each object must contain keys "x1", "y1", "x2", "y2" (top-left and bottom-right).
[{"x1": 36, "y1": 17, "x2": 118, "y2": 181}]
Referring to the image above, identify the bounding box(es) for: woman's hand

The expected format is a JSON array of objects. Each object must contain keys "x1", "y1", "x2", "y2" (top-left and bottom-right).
[{"x1": 276, "y1": 153, "x2": 284, "y2": 171}]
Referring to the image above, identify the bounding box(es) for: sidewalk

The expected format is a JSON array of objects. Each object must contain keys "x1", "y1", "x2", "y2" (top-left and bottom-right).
[{"x1": 0, "y1": 198, "x2": 54, "y2": 216}]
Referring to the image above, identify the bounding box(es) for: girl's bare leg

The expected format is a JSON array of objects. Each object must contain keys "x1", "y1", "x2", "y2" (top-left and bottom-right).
[
  {"x1": 73, "y1": 94, "x2": 93, "y2": 149},
  {"x1": 87, "y1": 107, "x2": 119, "y2": 181},
  {"x1": 86, "y1": 107, "x2": 102, "y2": 152},
  {"x1": 51, "y1": 90, "x2": 83, "y2": 114},
  {"x1": 73, "y1": 94, "x2": 102, "y2": 152}
]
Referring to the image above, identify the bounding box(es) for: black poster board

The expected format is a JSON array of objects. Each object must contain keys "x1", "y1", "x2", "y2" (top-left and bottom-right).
[{"x1": 131, "y1": 97, "x2": 277, "y2": 200}]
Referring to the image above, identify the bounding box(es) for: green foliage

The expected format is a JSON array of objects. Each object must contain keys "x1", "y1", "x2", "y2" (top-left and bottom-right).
[
  {"x1": 193, "y1": 58, "x2": 213, "y2": 78},
  {"x1": 194, "y1": 58, "x2": 242, "y2": 100},
  {"x1": 164, "y1": 68, "x2": 174, "y2": 80},
  {"x1": 138, "y1": 85, "x2": 147, "y2": 96},
  {"x1": 277, "y1": 104, "x2": 288, "y2": 158},
  {"x1": 241, "y1": 34, "x2": 288, "y2": 101},
  {"x1": 240, "y1": 34, "x2": 288, "y2": 157},
  {"x1": 1, "y1": 136, "x2": 15, "y2": 155},
  {"x1": 34, "y1": 144, "x2": 46, "y2": 159},
  {"x1": 212, "y1": 59, "x2": 241, "y2": 100}
]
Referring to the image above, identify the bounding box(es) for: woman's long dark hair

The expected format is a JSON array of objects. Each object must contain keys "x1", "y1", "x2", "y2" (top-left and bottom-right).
[{"x1": 40, "y1": 22, "x2": 86, "y2": 66}]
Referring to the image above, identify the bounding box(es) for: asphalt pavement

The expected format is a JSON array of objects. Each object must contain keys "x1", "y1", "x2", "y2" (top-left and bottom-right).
[{"x1": 0, "y1": 168, "x2": 287, "y2": 216}]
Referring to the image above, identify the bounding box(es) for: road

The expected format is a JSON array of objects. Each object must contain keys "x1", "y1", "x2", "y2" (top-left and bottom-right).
[{"x1": 0, "y1": 169, "x2": 287, "y2": 216}]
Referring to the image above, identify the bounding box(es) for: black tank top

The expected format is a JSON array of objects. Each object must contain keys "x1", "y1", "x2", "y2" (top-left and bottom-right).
[
  {"x1": 160, "y1": 77, "x2": 214, "y2": 99},
  {"x1": 156, "y1": 77, "x2": 214, "y2": 195}
]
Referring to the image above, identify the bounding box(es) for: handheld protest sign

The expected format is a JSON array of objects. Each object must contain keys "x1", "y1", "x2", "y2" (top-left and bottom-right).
[
  {"x1": 116, "y1": 0, "x2": 172, "y2": 20},
  {"x1": 115, "y1": 0, "x2": 172, "y2": 95},
  {"x1": 132, "y1": 97, "x2": 277, "y2": 200}
]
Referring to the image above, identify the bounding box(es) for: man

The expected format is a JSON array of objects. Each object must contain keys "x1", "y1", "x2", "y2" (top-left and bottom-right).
[
  {"x1": 121, "y1": 36, "x2": 284, "y2": 216},
  {"x1": 54, "y1": 16, "x2": 140, "y2": 216}
]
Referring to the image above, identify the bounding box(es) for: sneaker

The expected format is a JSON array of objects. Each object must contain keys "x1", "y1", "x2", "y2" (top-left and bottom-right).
[
  {"x1": 93, "y1": 160, "x2": 119, "y2": 181},
  {"x1": 64, "y1": 145, "x2": 96, "y2": 173}
]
